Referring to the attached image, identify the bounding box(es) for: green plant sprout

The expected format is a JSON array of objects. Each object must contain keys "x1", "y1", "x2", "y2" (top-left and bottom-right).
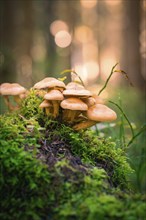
[
  {"x1": 98, "y1": 62, "x2": 133, "y2": 96},
  {"x1": 60, "y1": 69, "x2": 85, "y2": 87}
]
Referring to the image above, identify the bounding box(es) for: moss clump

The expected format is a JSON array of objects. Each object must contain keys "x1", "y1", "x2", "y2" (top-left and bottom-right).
[{"x1": 0, "y1": 92, "x2": 145, "y2": 220}]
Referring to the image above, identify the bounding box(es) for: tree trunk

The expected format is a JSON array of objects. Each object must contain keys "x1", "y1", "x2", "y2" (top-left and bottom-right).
[{"x1": 121, "y1": 0, "x2": 145, "y2": 90}]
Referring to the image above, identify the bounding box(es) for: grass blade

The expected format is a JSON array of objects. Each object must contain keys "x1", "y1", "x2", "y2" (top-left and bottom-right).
[
  {"x1": 98, "y1": 63, "x2": 133, "y2": 96},
  {"x1": 127, "y1": 124, "x2": 146, "y2": 147},
  {"x1": 98, "y1": 63, "x2": 118, "y2": 96},
  {"x1": 109, "y1": 100, "x2": 135, "y2": 140}
]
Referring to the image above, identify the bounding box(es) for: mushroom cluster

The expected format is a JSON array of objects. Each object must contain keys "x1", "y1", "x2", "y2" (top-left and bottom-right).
[
  {"x1": 0, "y1": 77, "x2": 117, "y2": 130},
  {"x1": 36, "y1": 77, "x2": 117, "y2": 130}
]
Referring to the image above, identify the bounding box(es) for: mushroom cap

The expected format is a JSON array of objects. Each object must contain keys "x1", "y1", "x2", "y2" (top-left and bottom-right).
[
  {"x1": 66, "y1": 82, "x2": 85, "y2": 90},
  {"x1": 39, "y1": 100, "x2": 52, "y2": 108},
  {"x1": 92, "y1": 94, "x2": 105, "y2": 104},
  {"x1": 63, "y1": 89, "x2": 92, "y2": 98},
  {"x1": 44, "y1": 89, "x2": 64, "y2": 101},
  {"x1": 60, "y1": 97, "x2": 88, "y2": 111},
  {"x1": 82, "y1": 97, "x2": 96, "y2": 107},
  {"x1": 86, "y1": 104, "x2": 117, "y2": 122},
  {"x1": 0, "y1": 83, "x2": 26, "y2": 96},
  {"x1": 0, "y1": 83, "x2": 11, "y2": 95},
  {"x1": 33, "y1": 77, "x2": 66, "y2": 90}
]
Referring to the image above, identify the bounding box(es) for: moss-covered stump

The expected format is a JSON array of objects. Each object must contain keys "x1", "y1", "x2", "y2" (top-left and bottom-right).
[{"x1": 0, "y1": 90, "x2": 146, "y2": 220}]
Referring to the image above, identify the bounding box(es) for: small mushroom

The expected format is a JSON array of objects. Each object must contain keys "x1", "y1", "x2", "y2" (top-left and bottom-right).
[
  {"x1": 73, "y1": 104, "x2": 117, "y2": 130},
  {"x1": 81, "y1": 97, "x2": 96, "y2": 107},
  {"x1": 92, "y1": 94, "x2": 105, "y2": 104},
  {"x1": 66, "y1": 82, "x2": 85, "y2": 90},
  {"x1": 0, "y1": 83, "x2": 26, "y2": 110},
  {"x1": 63, "y1": 88, "x2": 92, "y2": 98},
  {"x1": 39, "y1": 100, "x2": 53, "y2": 116},
  {"x1": 60, "y1": 97, "x2": 88, "y2": 123},
  {"x1": 0, "y1": 83, "x2": 11, "y2": 109},
  {"x1": 33, "y1": 77, "x2": 66, "y2": 91},
  {"x1": 44, "y1": 89, "x2": 64, "y2": 118}
]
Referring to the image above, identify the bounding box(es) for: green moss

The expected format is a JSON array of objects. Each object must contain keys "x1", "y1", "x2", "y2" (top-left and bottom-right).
[
  {"x1": 20, "y1": 89, "x2": 44, "y2": 120},
  {"x1": 0, "y1": 92, "x2": 145, "y2": 220}
]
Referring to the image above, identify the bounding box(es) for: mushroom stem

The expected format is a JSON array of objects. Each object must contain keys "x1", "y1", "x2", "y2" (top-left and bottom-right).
[
  {"x1": 52, "y1": 101, "x2": 59, "y2": 118},
  {"x1": 45, "y1": 107, "x2": 53, "y2": 116},
  {"x1": 14, "y1": 95, "x2": 22, "y2": 105},
  {"x1": 3, "y1": 95, "x2": 9, "y2": 107},
  {"x1": 4, "y1": 95, "x2": 14, "y2": 111},
  {"x1": 68, "y1": 110, "x2": 77, "y2": 122},
  {"x1": 62, "y1": 109, "x2": 69, "y2": 121},
  {"x1": 73, "y1": 120, "x2": 97, "y2": 130},
  {"x1": 62, "y1": 110, "x2": 78, "y2": 123},
  {"x1": 45, "y1": 107, "x2": 50, "y2": 116}
]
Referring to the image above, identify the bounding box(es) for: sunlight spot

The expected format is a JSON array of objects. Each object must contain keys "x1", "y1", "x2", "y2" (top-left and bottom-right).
[
  {"x1": 55, "y1": 31, "x2": 72, "y2": 48},
  {"x1": 74, "y1": 26, "x2": 93, "y2": 43},
  {"x1": 105, "y1": 0, "x2": 121, "y2": 6},
  {"x1": 80, "y1": 0, "x2": 97, "y2": 9},
  {"x1": 50, "y1": 20, "x2": 68, "y2": 36}
]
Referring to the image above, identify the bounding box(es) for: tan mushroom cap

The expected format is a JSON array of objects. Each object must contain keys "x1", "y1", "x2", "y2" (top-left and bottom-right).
[
  {"x1": 44, "y1": 89, "x2": 64, "y2": 101},
  {"x1": 63, "y1": 89, "x2": 92, "y2": 98},
  {"x1": 66, "y1": 82, "x2": 85, "y2": 90},
  {"x1": 92, "y1": 94, "x2": 105, "y2": 104},
  {"x1": 33, "y1": 77, "x2": 66, "y2": 90},
  {"x1": 39, "y1": 100, "x2": 52, "y2": 108},
  {"x1": 61, "y1": 97, "x2": 88, "y2": 111},
  {"x1": 0, "y1": 83, "x2": 26, "y2": 96},
  {"x1": 0, "y1": 83, "x2": 11, "y2": 95},
  {"x1": 86, "y1": 104, "x2": 117, "y2": 122},
  {"x1": 82, "y1": 97, "x2": 96, "y2": 107}
]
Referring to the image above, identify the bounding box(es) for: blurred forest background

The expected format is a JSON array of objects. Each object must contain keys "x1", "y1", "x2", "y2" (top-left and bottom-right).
[{"x1": 0, "y1": 0, "x2": 146, "y2": 192}]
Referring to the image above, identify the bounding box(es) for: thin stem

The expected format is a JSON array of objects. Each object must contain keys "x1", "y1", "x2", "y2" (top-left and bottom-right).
[
  {"x1": 60, "y1": 69, "x2": 85, "y2": 87},
  {"x1": 52, "y1": 101, "x2": 59, "y2": 118},
  {"x1": 109, "y1": 100, "x2": 135, "y2": 139},
  {"x1": 98, "y1": 63, "x2": 118, "y2": 96},
  {"x1": 98, "y1": 63, "x2": 133, "y2": 96},
  {"x1": 118, "y1": 96, "x2": 126, "y2": 146},
  {"x1": 127, "y1": 124, "x2": 146, "y2": 147}
]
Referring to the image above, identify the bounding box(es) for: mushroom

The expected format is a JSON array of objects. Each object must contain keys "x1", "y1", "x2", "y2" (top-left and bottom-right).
[
  {"x1": 92, "y1": 94, "x2": 105, "y2": 104},
  {"x1": 33, "y1": 77, "x2": 66, "y2": 92},
  {"x1": 63, "y1": 89, "x2": 92, "y2": 98},
  {"x1": 73, "y1": 104, "x2": 117, "y2": 130},
  {"x1": 0, "y1": 83, "x2": 11, "y2": 109},
  {"x1": 81, "y1": 97, "x2": 96, "y2": 107},
  {"x1": 44, "y1": 89, "x2": 64, "y2": 118},
  {"x1": 60, "y1": 97, "x2": 88, "y2": 123},
  {"x1": 0, "y1": 83, "x2": 26, "y2": 110},
  {"x1": 39, "y1": 100, "x2": 53, "y2": 116},
  {"x1": 66, "y1": 82, "x2": 85, "y2": 90}
]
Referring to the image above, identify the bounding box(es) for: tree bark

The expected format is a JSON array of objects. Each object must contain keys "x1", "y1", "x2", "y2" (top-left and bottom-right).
[{"x1": 121, "y1": 0, "x2": 145, "y2": 90}]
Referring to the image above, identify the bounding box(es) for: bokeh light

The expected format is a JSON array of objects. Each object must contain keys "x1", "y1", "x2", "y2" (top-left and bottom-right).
[
  {"x1": 55, "y1": 31, "x2": 72, "y2": 48},
  {"x1": 50, "y1": 20, "x2": 68, "y2": 36},
  {"x1": 74, "y1": 26, "x2": 93, "y2": 43},
  {"x1": 105, "y1": 0, "x2": 121, "y2": 6},
  {"x1": 72, "y1": 61, "x2": 99, "y2": 84},
  {"x1": 84, "y1": 61, "x2": 99, "y2": 79},
  {"x1": 73, "y1": 64, "x2": 88, "y2": 84},
  {"x1": 100, "y1": 55, "x2": 117, "y2": 82},
  {"x1": 80, "y1": 0, "x2": 97, "y2": 9}
]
